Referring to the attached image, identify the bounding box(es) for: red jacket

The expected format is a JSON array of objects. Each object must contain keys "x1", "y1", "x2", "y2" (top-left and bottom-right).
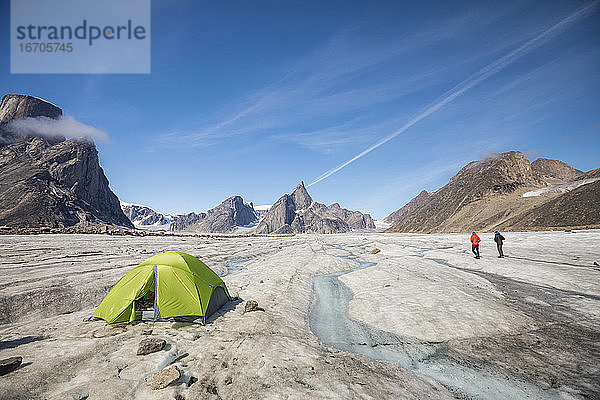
[{"x1": 470, "y1": 233, "x2": 481, "y2": 245}]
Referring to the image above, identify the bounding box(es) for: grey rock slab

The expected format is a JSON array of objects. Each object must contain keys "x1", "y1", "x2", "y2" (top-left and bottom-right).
[
  {"x1": 0, "y1": 356, "x2": 22, "y2": 375},
  {"x1": 148, "y1": 365, "x2": 180, "y2": 390},
  {"x1": 137, "y1": 337, "x2": 166, "y2": 355}
]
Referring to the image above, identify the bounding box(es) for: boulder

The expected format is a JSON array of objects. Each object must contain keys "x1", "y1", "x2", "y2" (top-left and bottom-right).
[
  {"x1": 371, "y1": 248, "x2": 381, "y2": 254},
  {"x1": 244, "y1": 300, "x2": 259, "y2": 312},
  {"x1": 187, "y1": 376, "x2": 198, "y2": 387},
  {"x1": 137, "y1": 337, "x2": 166, "y2": 355},
  {"x1": 148, "y1": 365, "x2": 180, "y2": 390},
  {"x1": 0, "y1": 356, "x2": 22, "y2": 375}
]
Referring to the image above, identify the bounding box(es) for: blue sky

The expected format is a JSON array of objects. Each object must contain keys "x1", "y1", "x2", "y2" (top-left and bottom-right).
[{"x1": 1, "y1": 0, "x2": 599, "y2": 219}]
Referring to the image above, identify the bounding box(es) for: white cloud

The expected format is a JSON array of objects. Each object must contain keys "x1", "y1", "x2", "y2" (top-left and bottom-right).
[
  {"x1": 7, "y1": 115, "x2": 108, "y2": 142},
  {"x1": 151, "y1": 14, "x2": 496, "y2": 151}
]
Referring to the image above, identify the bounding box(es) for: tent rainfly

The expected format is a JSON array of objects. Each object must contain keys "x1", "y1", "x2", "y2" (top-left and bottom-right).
[{"x1": 92, "y1": 251, "x2": 230, "y2": 324}]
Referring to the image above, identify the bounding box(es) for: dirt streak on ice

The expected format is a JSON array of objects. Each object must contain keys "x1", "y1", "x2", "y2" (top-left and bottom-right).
[{"x1": 310, "y1": 242, "x2": 586, "y2": 400}]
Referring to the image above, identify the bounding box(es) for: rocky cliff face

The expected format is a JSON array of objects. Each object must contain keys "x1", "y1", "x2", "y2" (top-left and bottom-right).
[
  {"x1": 327, "y1": 203, "x2": 375, "y2": 230},
  {"x1": 386, "y1": 151, "x2": 598, "y2": 233},
  {"x1": 252, "y1": 204, "x2": 271, "y2": 219},
  {"x1": 169, "y1": 196, "x2": 257, "y2": 233},
  {"x1": 170, "y1": 212, "x2": 204, "y2": 231},
  {"x1": 254, "y1": 182, "x2": 373, "y2": 234},
  {"x1": 384, "y1": 190, "x2": 430, "y2": 224},
  {"x1": 531, "y1": 158, "x2": 584, "y2": 182},
  {"x1": 0, "y1": 94, "x2": 133, "y2": 228},
  {"x1": 121, "y1": 202, "x2": 172, "y2": 227},
  {"x1": 0, "y1": 94, "x2": 63, "y2": 145}
]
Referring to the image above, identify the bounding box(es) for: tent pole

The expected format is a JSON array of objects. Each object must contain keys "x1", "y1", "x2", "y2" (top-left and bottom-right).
[{"x1": 153, "y1": 265, "x2": 160, "y2": 321}]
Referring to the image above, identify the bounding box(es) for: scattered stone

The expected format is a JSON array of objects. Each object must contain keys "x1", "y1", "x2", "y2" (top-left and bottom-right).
[
  {"x1": 149, "y1": 365, "x2": 180, "y2": 390},
  {"x1": 260, "y1": 280, "x2": 264, "y2": 284},
  {"x1": 594, "y1": 261, "x2": 599, "y2": 266},
  {"x1": 142, "y1": 329, "x2": 153, "y2": 335},
  {"x1": 174, "y1": 394, "x2": 185, "y2": 400},
  {"x1": 371, "y1": 248, "x2": 381, "y2": 254},
  {"x1": 171, "y1": 353, "x2": 189, "y2": 364},
  {"x1": 116, "y1": 362, "x2": 128, "y2": 377},
  {"x1": 187, "y1": 376, "x2": 198, "y2": 387},
  {"x1": 137, "y1": 337, "x2": 166, "y2": 355},
  {"x1": 206, "y1": 384, "x2": 218, "y2": 395},
  {"x1": 245, "y1": 300, "x2": 259, "y2": 312},
  {"x1": 384, "y1": 284, "x2": 391, "y2": 287},
  {"x1": 225, "y1": 376, "x2": 233, "y2": 385},
  {"x1": 0, "y1": 356, "x2": 22, "y2": 376}
]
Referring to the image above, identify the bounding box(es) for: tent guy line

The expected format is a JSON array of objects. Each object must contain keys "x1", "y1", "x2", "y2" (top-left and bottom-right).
[{"x1": 306, "y1": 1, "x2": 599, "y2": 188}]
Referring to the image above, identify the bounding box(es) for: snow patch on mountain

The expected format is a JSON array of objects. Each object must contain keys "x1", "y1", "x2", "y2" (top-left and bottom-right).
[{"x1": 523, "y1": 178, "x2": 600, "y2": 197}]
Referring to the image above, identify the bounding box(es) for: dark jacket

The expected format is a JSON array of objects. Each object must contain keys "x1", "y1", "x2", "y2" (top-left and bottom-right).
[{"x1": 494, "y1": 232, "x2": 505, "y2": 244}]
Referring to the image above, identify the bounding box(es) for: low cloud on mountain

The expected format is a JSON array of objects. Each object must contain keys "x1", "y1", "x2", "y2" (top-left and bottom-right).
[{"x1": 8, "y1": 115, "x2": 108, "y2": 143}]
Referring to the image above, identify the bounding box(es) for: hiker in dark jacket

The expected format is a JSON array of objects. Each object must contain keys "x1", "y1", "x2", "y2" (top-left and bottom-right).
[{"x1": 494, "y1": 231, "x2": 505, "y2": 258}]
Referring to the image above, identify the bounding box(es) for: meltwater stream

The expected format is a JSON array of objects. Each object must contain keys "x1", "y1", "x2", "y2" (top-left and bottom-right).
[
  {"x1": 309, "y1": 248, "x2": 560, "y2": 400},
  {"x1": 224, "y1": 258, "x2": 252, "y2": 276}
]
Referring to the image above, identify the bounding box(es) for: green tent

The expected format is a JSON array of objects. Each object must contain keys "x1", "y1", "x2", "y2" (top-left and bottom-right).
[{"x1": 92, "y1": 251, "x2": 230, "y2": 324}]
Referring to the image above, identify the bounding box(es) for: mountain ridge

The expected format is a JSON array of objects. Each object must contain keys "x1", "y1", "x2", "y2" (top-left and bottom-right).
[
  {"x1": 254, "y1": 181, "x2": 375, "y2": 234},
  {"x1": 386, "y1": 151, "x2": 599, "y2": 233}
]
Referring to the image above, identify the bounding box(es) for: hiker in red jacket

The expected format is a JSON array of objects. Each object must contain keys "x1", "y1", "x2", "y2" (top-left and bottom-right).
[{"x1": 471, "y1": 232, "x2": 481, "y2": 259}]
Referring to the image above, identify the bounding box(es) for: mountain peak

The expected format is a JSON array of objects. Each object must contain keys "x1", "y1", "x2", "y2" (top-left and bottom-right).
[
  {"x1": 292, "y1": 181, "x2": 312, "y2": 209},
  {"x1": 0, "y1": 94, "x2": 64, "y2": 146},
  {"x1": 0, "y1": 94, "x2": 62, "y2": 123},
  {"x1": 531, "y1": 158, "x2": 584, "y2": 182},
  {"x1": 386, "y1": 150, "x2": 598, "y2": 233}
]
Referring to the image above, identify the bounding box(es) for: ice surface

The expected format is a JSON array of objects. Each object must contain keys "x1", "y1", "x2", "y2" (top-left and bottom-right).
[{"x1": 0, "y1": 231, "x2": 598, "y2": 399}]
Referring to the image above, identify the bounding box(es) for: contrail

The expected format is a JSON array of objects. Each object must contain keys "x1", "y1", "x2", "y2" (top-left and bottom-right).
[{"x1": 307, "y1": 1, "x2": 598, "y2": 187}]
